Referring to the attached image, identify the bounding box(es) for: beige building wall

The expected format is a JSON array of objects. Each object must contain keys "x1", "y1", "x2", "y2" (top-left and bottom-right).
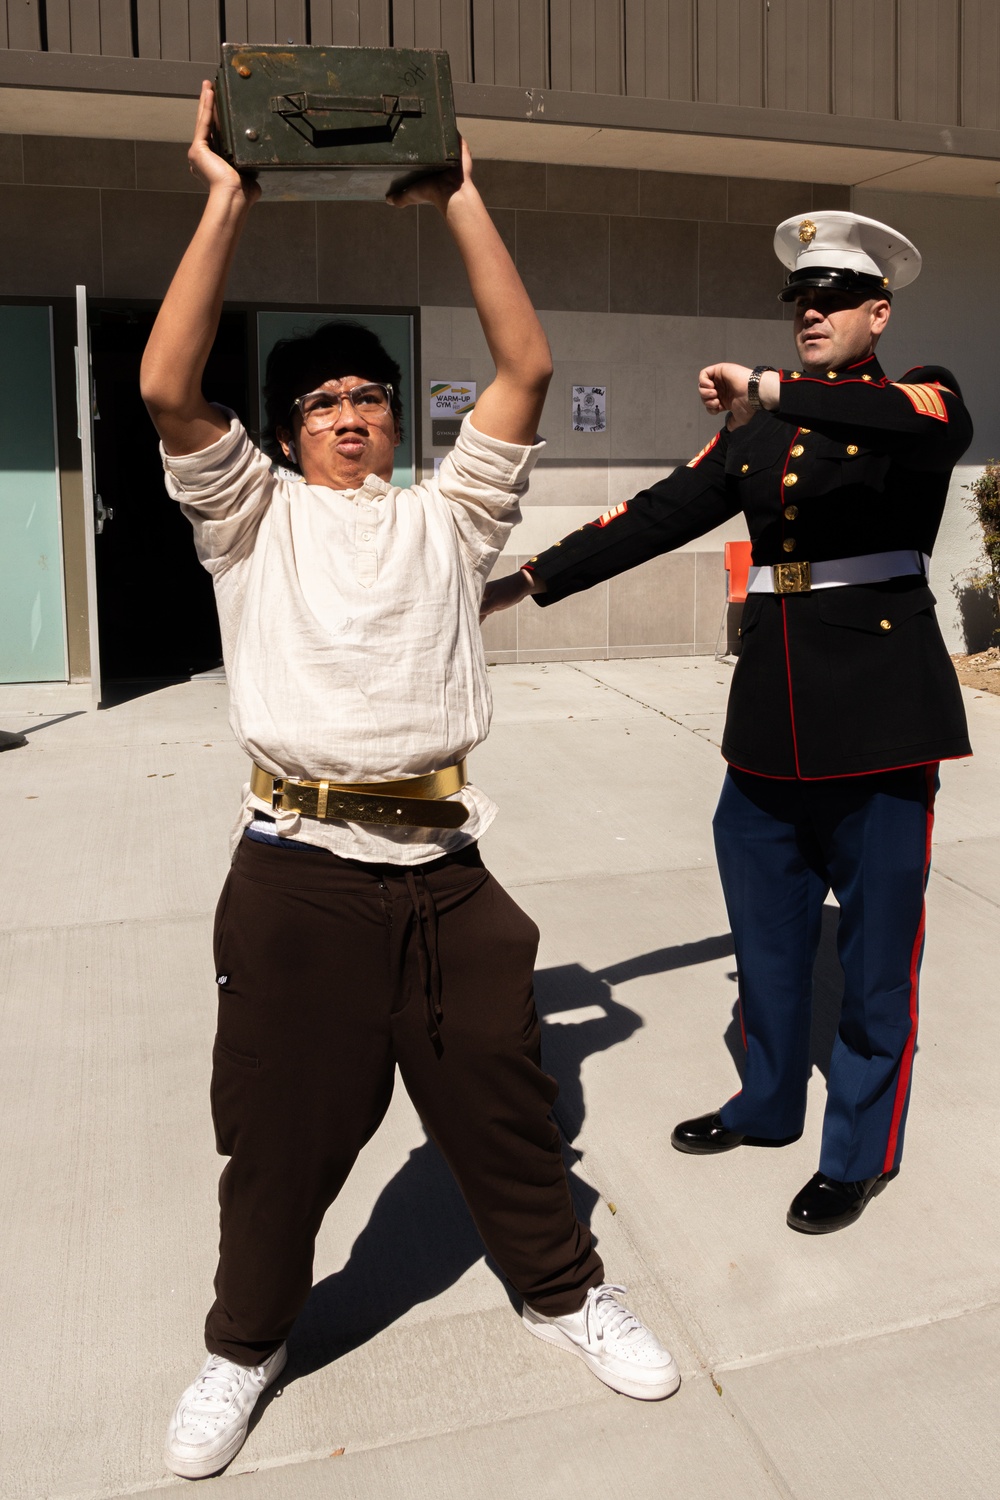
[
  {"x1": 852, "y1": 186, "x2": 1000, "y2": 656},
  {"x1": 0, "y1": 135, "x2": 991, "y2": 673}
]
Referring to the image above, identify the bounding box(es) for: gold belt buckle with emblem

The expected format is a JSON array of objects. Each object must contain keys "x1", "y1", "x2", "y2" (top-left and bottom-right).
[{"x1": 773, "y1": 561, "x2": 812, "y2": 594}]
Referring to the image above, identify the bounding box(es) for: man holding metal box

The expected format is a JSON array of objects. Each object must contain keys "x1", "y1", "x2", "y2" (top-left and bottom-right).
[{"x1": 142, "y1": 79, "x2": 678, "y2": 1481}]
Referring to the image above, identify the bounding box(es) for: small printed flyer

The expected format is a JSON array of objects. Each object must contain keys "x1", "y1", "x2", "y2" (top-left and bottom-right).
[
  {"x1": 430, "y1": 380, "x2": 477, "y2": 446},
  {"x1": 573, "y1": 385, "x2": 607, "y2": 432}
]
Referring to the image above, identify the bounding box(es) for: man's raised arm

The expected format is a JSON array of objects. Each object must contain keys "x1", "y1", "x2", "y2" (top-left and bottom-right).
[
  {"x1": 388, "y1": 141, "x2": 552, "y2": 447},
  {"x1": 140, "y1": 81, "x2": 259, "y2": 457}
]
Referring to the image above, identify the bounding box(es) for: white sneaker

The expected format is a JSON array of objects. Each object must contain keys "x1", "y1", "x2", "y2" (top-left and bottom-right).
[
  {"x1": 163, "y1": 1344, "x2": 287, "y2": 1479},
  {"x1": 522, "y1": 1283, "x2": 680, "y2": 1401}
]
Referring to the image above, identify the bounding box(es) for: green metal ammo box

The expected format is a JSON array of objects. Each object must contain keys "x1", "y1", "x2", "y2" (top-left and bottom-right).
[{"x1": 213, "y1": 44, "x2": 460, "y2": 200}]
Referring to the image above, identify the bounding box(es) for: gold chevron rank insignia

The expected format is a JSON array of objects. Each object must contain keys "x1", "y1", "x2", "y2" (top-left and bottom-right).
[
  {"x1": 892, "y1": 382, "x2": 950, "y2": 421},
  {"x1": 593, "y1": 501, "x2": 629, "y2": 528},
  {"x1": 687, "y1": 432, "x2": 721, "y2": 468}
]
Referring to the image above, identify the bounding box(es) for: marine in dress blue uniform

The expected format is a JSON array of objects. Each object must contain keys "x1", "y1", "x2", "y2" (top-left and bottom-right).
[{"x1": 507, "y1": 212, "x2": 973, "y2": 1232}]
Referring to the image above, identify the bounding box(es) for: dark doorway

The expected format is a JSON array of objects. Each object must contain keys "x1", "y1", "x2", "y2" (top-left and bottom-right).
[{"x1": 90, "y1": 307, "x2": 250, "y2": 681}]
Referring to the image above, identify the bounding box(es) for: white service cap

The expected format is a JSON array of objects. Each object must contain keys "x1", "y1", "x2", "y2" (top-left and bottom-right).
[{"x1": 774, "y1": 211, "x2": 921, "y2": 301}]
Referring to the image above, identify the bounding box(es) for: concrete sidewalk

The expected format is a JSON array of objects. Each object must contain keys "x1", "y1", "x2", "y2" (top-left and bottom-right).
[{"x1": 1, "y1": 659, "x2": 998, "y2": 1500}]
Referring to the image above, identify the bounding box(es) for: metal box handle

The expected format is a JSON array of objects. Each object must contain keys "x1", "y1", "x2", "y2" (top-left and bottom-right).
[{"x1": 272, "y1": 92, "x2": 424, "y2": 147}]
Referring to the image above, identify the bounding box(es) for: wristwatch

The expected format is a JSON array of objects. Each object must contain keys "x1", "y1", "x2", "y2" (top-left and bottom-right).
[{"x1": 747, "y1": 364, "x2": 777, "y2": 411}]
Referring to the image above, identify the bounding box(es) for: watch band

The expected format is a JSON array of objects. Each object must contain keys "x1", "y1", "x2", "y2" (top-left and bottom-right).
[{"x1": 747, "y1": 364, "x2": 777, "y2": 411}]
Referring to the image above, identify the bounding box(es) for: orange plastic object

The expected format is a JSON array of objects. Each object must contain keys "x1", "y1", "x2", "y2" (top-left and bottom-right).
[{"x1": 724, "y1": 540, "x2": 752, "y2": 604}]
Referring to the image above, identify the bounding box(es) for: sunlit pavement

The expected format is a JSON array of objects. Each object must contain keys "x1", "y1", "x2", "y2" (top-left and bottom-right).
[{"x1": 1, "y1": 658, "x2": 997, "y2": 1499}]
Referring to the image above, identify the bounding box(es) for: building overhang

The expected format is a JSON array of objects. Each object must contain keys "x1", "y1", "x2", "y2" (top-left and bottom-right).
[{"x1": 1, "y1": 51, "x2": 998, "y2": 197}]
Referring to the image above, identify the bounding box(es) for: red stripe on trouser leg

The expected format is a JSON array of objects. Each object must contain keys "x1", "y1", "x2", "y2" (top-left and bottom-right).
[{"x1": 881, "y1": 764, "x2": 938, "y2": 1174}]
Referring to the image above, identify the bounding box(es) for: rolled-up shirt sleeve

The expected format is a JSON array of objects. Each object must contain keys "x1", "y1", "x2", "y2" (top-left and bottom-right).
[
  {"x1": 436, "y1": 414, "x2": 544, "y2": 576},
  {"x1": 161, "y1": 407, "x2": 275, "y2": 575}
]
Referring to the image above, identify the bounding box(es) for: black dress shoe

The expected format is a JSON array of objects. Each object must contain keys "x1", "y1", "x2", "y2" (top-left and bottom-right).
[
  {"x1": 671, "y1": 1111, "x2": 745, "y2": 1155},
  {"x1": 786, "y1": 1171, "x2": 893, "y2": 1234}
]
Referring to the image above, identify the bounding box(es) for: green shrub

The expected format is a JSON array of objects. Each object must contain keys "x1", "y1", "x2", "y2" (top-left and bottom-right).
[{"x1": 963, "y1": 461, "x2": 1000, "y2": 633}]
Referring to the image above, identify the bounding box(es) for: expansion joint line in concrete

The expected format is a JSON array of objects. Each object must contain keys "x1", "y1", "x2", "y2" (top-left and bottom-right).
[
  {"x1": 700, "y1": 1375, "x2": 799, "y2": 1500},
  {"x1": 0, "y1": 909, "x2": 213, "y2": 939},
  {"x1": 702, "y1": 1296, "x2": 1000, "y2": 1500},
  {"x1": 568, "y1": 662, "x2": 731, "y2": 738},
  {"x1": 932, "y1": 867, "x2": 1000, "y2": 911},
  {"x1": 710, "y1": 1292, "x2": 1000, "y2": 1380}
]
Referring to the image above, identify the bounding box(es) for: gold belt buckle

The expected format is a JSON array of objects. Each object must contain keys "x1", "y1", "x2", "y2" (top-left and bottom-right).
[{"x1": 773, "y1": 561, "x2": 811, "y2": 594}]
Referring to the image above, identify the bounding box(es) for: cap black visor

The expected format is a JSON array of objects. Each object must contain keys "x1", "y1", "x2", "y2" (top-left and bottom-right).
[{"x1": 778, "y1": 267, "x2": 891, "y2": 302}]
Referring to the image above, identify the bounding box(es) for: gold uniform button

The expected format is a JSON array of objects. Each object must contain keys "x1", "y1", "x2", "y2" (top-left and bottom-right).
[
  {"x1": 880, "y1": 618, "x2": 892, "y2": 631},
  {"x1": 799, "y1": 428, "x2": 811, "y2": 434},
  {"x1": 784, "y1": 505, "x2": 798, "y2": 520},
  {"x1": 790, "y1": 371, "x2": 802, "y2": 380},
  {"x1": 783, "y1": 473, "x2": 798, "y2": 487},
  {"x1": 783, "y1": 538, "x2": 797, "y2": 553},
  {"x1": 826, "y1": 371, "x2": 837, "y2": 380},
  {"x1": 846, "y1": 444, "x2": 859, "y2": 456},
  {"x1": 862, "y1": 374, "x2": 873, "y2": 382},
  {"x1": 741, "y1": 463, "x2": 749, "y2": 474},
  {"x1": 790, "y1": 444, "x2": 804, "y2": 457}
]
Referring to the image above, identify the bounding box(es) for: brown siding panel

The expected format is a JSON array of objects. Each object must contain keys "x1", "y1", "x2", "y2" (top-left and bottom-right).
[
  {"x1": 550, "y1": 0, "x2": 624, "y2": 95},
  {"x1": 765, "y1": 0, "x2": 831, "y2": 114},
  {"x1": 98, "y1": 0, "x2": 133, "y2": 56},
  {"x1": 188, "y1": 0, "x2": 222, "y2": 60},
  {"x1": 697, "y1": 0, "x2": 764, "y2": 108},
  {"x1": 310, "y1": 2, "x2": 390, "y2": 47},
  {"x1": 961, "y1": 0, "x2": 1000, "y2": 129},
  {"x1": 4, "y1": 0, "x2": 43, "y2": 51},
  {"x1": 137, "y1": 0, "x2": 215, "y2": 60},
  {"x1": 44, "y1": 2, "x2": 68, "y2": 52},
  {"x1": 46, "y1": 2, "x2": 101, "y2": 56},
  {"x1": 439, "y1": 0, "x2": 472, "y2": 82},
  {"x1": 594, "y1": 0, "x2": 624, "y2": 95},
  {"x1": 224, "y1": 2, "x2": 308, "y2": 44},
  {"x1": 473, "y1": 0, "x2": 547, "y2": 88},
  {"x1": 832, "y1": 0, "x2": 897, "y2": 120},
  {"x1": 135, "y1": 0, "x2": 163, "y2": 59},
  {"x1": 898, "y1": 0, "x2": 959, "y2": 126},
  {"x1": 222, "y1": 1, "x2": 250, "y2": 42},
  {"x1": 392, "y1": 0, "x2": 471, "y2": 80},
  {"x1": 624, "y1": 0, "x2": 695, "y2": 101},
  {"x1": 548, "y1": 0, "x2": 571, "y2": 90}
]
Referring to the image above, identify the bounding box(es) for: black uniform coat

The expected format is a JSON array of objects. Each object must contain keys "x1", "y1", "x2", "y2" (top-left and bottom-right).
[{"x1": 527, "y1": 353, "x2": 973, "y2": 778}]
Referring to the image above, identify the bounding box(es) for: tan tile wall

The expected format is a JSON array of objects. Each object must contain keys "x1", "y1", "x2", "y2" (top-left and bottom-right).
[
  {"x1": 0, "y1": 137, "x2": 851, "y2": 663},
  {"x1": 0, "y1": 135, "x2": 850, "y2": 311}
]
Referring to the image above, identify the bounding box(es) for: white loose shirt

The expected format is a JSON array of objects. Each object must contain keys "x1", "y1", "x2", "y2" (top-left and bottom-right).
[{"x1": 162, "y1": 409, "x2": 542, "y2": 863}]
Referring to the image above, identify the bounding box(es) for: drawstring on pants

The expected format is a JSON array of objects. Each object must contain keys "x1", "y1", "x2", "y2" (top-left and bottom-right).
[{"x1": 403, "y1": 867, "x2": 444, "y2": 1046}]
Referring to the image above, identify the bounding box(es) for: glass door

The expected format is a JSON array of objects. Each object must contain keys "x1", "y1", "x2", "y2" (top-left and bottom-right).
[{"x1": 0, "y1": 304, "x2": 68, "y2": 683}]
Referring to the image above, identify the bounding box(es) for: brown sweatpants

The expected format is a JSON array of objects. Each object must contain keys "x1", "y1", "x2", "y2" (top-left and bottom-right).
[{"x1": 204, "y1": 834, "x2": 604, "y2": 1364}]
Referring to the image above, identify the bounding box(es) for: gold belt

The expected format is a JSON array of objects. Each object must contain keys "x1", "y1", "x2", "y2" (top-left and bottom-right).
[{"x1": 249, "y1": 760, "x2": 469, "y2": 829}]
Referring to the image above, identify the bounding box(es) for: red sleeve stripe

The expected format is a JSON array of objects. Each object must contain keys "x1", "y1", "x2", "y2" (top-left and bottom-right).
[{"x1": 687, "y1": 432, "x2": 721, "y2": 469}]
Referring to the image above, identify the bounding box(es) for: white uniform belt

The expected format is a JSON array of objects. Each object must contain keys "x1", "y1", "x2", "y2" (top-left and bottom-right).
[{"x1": 746, "y1": 550, "x2": 929, "y2": 594}]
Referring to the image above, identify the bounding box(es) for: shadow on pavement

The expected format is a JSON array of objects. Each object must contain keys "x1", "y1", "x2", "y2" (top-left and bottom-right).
[
  {"x1": 98, "y1": 678, "x2": 191, "y2": 708},
  {"x1": 279, "y1": 934, "x2": 733, "y2": 1387}
]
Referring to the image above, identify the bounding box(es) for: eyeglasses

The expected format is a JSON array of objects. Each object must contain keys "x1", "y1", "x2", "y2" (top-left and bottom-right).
[{"x1": 292, "y1": 383, "x2": 394, "y2": 432}]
